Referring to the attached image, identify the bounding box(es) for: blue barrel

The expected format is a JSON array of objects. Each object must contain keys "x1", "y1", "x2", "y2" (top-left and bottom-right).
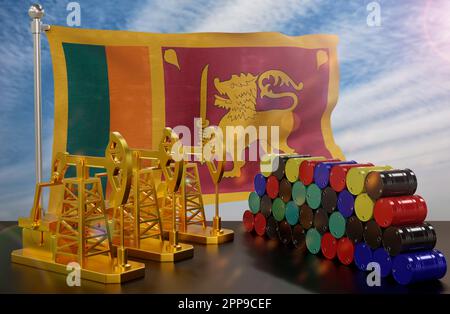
[
  {"x1": 392, "y1": 250, "x2": 447, "y2": 285},
  {"x1": 373, "y1": 248, "x2": 392, "y2": 278},
  {"x1": 314, "y1": 161, "x2": 357, "y2": 189},
  {"x1": 337, "y1": 189, "x2": 355, "y2": 218},
  {"x1": 254, "y1": 173, "x2": 267, "y2": 196},
  {"x1": 354, "y1": 243, "x2": 373, "y2": 271}
]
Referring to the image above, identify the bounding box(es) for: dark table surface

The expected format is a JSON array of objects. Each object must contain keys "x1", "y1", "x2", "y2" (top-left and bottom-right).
[{"x1": 0, "y1": 221, "x2": 449, "y2": 294}]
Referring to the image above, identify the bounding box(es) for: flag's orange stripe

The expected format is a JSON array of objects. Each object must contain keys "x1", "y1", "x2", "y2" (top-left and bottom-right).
[{"x1": 106, "y1": 46, "x2": 152, "y2": 149}]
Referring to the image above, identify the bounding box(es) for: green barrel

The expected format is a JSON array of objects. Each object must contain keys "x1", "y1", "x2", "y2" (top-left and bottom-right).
[
  {"x1": 272, "y1": 198, "x2": 286, "y2": 222},
  {"x1": 248, "y1": 191, "x2": 261, "y2": 214},
  {"x1": 306, "y1": 228, "x2": 322, "y2": 254},
  {"x1": 306, "y1": 184, "x2": 322, "y2": 209},
  {"x1": 329, "y1": 211, "x2": 346, "y2": 239},
  {"x1": 285, "y1": 201, "x2": 300, "y2": 225},
  {"x1": 292, "y1": 181, "x2": 307, "y2": 206}
]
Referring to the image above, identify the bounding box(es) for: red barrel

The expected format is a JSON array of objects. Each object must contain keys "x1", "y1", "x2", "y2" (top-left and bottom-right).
[
  {"x1": 374, "y1": 195, "x2": 427, "y2": 228},
  {"x1": 254, "y1": 213, "x2": 267, "y2": 236},
  {"x1": 243, "y1": 210, "x2": 254, "y2": 232},
  {"x1": 337, "y1": 237, "x2": 354, "y2": 265},
  {"x1": 329, "y1": 163, "x2": 374, "y2": 192},
  {"x1": 266, "y1": 175, "x2": 279, "y2": 199},
  {"x1": 321, "y1": 232, "x2": 338, "y2": 260},
  {"x1": 299, "y1": 159, "x2": 340, "y2": 186}
]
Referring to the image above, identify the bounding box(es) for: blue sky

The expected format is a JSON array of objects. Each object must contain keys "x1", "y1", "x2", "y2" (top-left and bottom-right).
[{"x1": 1, "y1": 0, "x2": 450, "y2": 220}]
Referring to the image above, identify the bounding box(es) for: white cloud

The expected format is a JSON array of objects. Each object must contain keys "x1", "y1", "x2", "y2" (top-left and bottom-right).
[{"x1": 128, "y1": 0, "x2": 322, "y2": 33}]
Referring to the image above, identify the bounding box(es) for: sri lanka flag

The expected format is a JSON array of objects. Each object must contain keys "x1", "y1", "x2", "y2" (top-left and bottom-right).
[{"x1": 46, "y1": 26, "x2": 344, "y2": 207}]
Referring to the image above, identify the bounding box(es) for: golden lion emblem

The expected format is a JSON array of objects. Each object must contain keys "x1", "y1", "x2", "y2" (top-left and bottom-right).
[{"x1": 213, "y1": 70, "x2": 303, "y2": 177}]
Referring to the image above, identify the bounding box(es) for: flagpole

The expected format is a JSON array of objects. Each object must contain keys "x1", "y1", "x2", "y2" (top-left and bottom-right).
[{"x1": 28, "y1": 4, "x2": 49, "y2": 203}]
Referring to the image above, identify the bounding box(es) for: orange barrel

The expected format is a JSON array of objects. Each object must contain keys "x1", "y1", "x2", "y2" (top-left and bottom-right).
[
  {"x1": 346, "y1": 166, "x2": 393, "y2": 196},
  {"x1": 266, "y1": 175, "x2": 279, "y2": 199},
  {"x1": 285, "y1": 156, "x2": 325, "y2": 183},
  {"x1": 321, "y1": 232, "x2": 338, "y2": 260},
  {"x1": 337, "y1": 237, "x2": 354, "y2": 265},
  {"x1": 279, "y1": 178, "x2": 292, "y2": 203},
  {"x1": 355, "y1": 193, "x2": 375, "y2": 222},
  {"x1": 364, "y1": 220, "x2": 383, "y2": 249},
  {"x1": 329, "y1": 163, "x2": 374, "y2": 192},
  {"x1": 346, "y1": 215, "x2": 364, "y2": 243},
  {"x1": 322, "y1": 187, "x2": 337, "y2": 213},
  {"x1": 365, "y1": 168, "x2": 417, "y2": 200},
  {"x1": 300, "y1": 204, "x2": 314, "y2": 230},
  {"x1": 374, "y1": 195, "x2": 427, "y2": 228},
  {"x1": 299, "y1": 158, "x2": 341, "y2": 186},
  {"x1": 313, "y1": 208, "x2": 329, "y2": 234},
  {"x1": 242, "y1": 210, "x2": 254, "y2": 232}
]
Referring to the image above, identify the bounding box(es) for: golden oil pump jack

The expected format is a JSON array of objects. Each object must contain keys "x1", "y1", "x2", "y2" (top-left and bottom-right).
[
  {"x1": 157, "y1": 64, "x2": 235, "y2": 244},
  {"x1": 159, "y1": 122, "x2": 235, "y2": 244},
  {"x1": 109, "y1": 127, "x2": 194, "y2": 262},
  {"x1": 11, "y1": 132, "x2": 145, "y2": 283},
  {"x1": 11, "y1": 127, "x2": 193, "y2": 283}
]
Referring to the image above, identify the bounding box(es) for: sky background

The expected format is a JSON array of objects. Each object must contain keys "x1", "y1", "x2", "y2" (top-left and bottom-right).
[{"x1": 0, "y1": 0, "x2": 449, "y2": 220}]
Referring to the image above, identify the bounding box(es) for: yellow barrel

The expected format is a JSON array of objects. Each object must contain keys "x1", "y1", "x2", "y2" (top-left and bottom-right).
[
  {"x1": 285, "y1": 156, "x2": 325, "y2": 183},
  {"x1": 355, "y1": 193, "x2": 375, "y2": 222},
  {"x1": 260, "y1": 154, "x2": 278, "y2": 177},
  {"x1": 346, "y1": 166, "x2": 392, "y2": 195}
]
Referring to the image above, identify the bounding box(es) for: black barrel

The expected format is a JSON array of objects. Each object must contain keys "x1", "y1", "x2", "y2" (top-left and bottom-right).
[
  {"x1": 313, "y1": 208, "x2": 329, "y2": 234},
  {"x1": 278, "y1": 220, "x2": 293, "y2": 246},
  {"x1": 346, "y1": 216, "x2": 364, "y2": 243},
  {"x1": 364, "y1": 220, "x2": 383, "y2": 249},
  {"x1": 265, "y1": 215, "x2": 279, "y2": 240},
  {"x1": 273, "y1": 154, "x2": 311, "y2": 181},
  {"x1": 365, "y1": 168, "x2": 417, "y2": 200},
  {"x1": 300, "y1": 204, "x2": 314, "y2": 230},
  {"x1": 383, "y1": 223, "x2": 437, "y2": 256},
  {"x1": 260, "y1": 195, "x2": 272, "y2": 218},
  {"x1": 279, "y1": 178, "x2": 292, "y2": 203},
  {"x1": 322, "y1": 187, "x2": 337, "y2": 213},
  {"x1": 292, "y1": 224, "x2": 306, "y2": 249}
]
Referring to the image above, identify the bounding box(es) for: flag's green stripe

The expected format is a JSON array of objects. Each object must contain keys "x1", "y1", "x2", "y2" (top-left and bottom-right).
[
  {"x1": 62, "y1": 43, "x2": 110, "y2": 186},
  {"x1": 63, "y1": 43, "x2": 110, "y2": 157}
]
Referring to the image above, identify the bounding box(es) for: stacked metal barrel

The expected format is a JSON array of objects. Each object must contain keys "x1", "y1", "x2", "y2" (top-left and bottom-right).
[{"x1": 243, "y1": 155, "x2": 447, "y2": 285}]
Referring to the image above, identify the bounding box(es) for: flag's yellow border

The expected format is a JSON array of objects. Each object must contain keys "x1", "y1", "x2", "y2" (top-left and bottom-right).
[{"x1": 46, "y1": 26, "x2": 344, "y2": 208}]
